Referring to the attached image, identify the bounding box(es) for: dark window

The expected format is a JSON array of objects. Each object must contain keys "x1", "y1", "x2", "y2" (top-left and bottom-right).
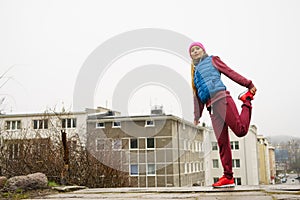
[
  {"x1": 130, "y1": 138, "x2": 138, "y2": 149},
  {"x1": 234, "y1": 177, "x2": 242, "y2": 185},
  {"x1": 145, "y1": 120, "x2": 154, "y2": 126},
  {"x1": 62, "y1": 119, "x2": 66, "y2": 128},
  {"x1": 213, "y1": 177, "x2": 219, "y2": 183},
  {"x1": 236, "y1": 159, "x2": 240, "y2": 168},
  {"x1": 67, "y1": 118, "x2": 72, "y2": 128},
  {"x1": 33, "y1": 120, "x2": 38, "y2": 129},
  {"x1": 212, "y1": 142, "x2": 218, "y2": 151},
  {"x1": 232, "y1": 159, "x2": 240, "y2": 168},
  {"x1": 62, "y1": 118, "x2": 76, "y2": 128},
  {"x1": 96, "y1": 122, "x2": 105, "y2": 128},
  {"x1": 33, "y1": 119, "x2": 48, "y2": 129},
  {"x1": 44, "y1": 119, "x2": 48, "y2": 129},
  {"x1": 231, "y1": 141, "x2": 239, "y2": 150},
  {"x1": 113, "y1": 121, "x2": 121, "y2": 127},
  {"x1": 72, "y1": 118, "x2": 76, "y2": 128},
  {"x1": 147, "y1": 138, "x2": 155, "y2": 148},
  {"x1": 5, "y1": 120, "x2": 21, "y2": 130},
  {"x1": 213, "y1": 159, "x2": 219, "y2": 168},
  {"x1": 235, "y1": 141, "x2": 239, "y2": 150}
]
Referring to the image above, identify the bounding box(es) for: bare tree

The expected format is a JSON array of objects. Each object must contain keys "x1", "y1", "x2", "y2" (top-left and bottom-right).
[{"x1": 0, "y1": 108, "x2": 129, "y2": 187}]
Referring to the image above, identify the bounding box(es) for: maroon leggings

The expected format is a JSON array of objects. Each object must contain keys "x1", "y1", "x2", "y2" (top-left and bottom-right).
[{"x1": 210, "y1": 95, "x2": 252, "y2": 179}]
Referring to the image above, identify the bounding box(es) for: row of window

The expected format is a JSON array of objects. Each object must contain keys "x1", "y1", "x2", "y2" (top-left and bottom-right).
[
  {"x1": 183, "y1": 140, "x2": 203, "y2": 152},
  {"x1": 184, "y1": 162, "x2": 204, "y2": 174},
  {"x1": 4, "y1": 118, "x2": 77, "y2": 130},
  {"x1": 96, "y1": 120, "x2": 155, "y2": 129},
  {"x1": 212, "y1": 141, "x2": 239, "y2": 151},
  {"x1": 6, "y1": 143, "x2": 48, "y2": 160},
  {"x1": 130, "y1": 138, "x2": 155, "y2": 149},
  {"x1": 212, "y1": 159, "x2": 241, "y2": 168},
  {"x1": 130, "y1": 164, "x2": 155, "y2": 176},
  {"x1": 96, "y1": 138, "x2": 155, "y2": 151},
  {"x1": 97, "y1": 137, "x2": 205, "y2": 152},
  {"x1": 96, "y1": 139, "x2": 123, "y2": 151},
  {"x1": 130, "y1": 162, "x2": 205, "y2": 177}
]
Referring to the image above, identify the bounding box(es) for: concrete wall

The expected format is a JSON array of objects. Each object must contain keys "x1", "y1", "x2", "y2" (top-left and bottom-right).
[
  {"x1": 87, "y1": 116, "x2": 205, "y2": 187},
  {"x1": 205, "y1": 125, "x2": 259, "y2": 186}
]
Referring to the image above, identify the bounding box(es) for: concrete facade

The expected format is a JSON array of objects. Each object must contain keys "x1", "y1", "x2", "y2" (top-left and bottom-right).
[
  {"x1": 0, "y1": 110, "x2": 88, "y2": 144},
  {"x1": 257, "y1": 136, "x2": 276, "y2": 185},
  {"x1": 86, "y1": 114, "x2": 205, "y2": 187},
  {"x1": 204, "y1": 125, "x2": 259, "y2": 186}
]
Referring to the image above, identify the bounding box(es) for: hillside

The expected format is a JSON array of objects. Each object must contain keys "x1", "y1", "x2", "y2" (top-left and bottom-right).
[{"x1": 266, "y1": 135, "x2": 300, "y2": 145}]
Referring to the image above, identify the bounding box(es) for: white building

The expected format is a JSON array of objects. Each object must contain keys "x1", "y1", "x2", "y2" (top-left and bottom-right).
[
  {"x1": 204, "y1": 125, "x2": 259, "y2": 186},
  {"x1": 0, "y1": 111, "x2": 87, "y2": 144}
]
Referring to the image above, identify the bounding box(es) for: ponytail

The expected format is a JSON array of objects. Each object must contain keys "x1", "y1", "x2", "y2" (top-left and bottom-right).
[{"x1": 191, "y1": 63, "x2": 197, "y2": 95}]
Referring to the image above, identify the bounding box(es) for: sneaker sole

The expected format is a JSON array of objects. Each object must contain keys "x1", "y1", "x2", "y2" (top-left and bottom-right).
[
  {"x1": 213, "y1": 184, "x2": 235, "y2": 188},
  {"x1": 238, "y1": 90, "x2": 248, "y2": 99}
]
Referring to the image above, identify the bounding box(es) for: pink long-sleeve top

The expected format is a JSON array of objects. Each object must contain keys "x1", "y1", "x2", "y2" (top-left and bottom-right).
[{"x1": 193, "y1": 56, "x2": 255, "y2": 122}]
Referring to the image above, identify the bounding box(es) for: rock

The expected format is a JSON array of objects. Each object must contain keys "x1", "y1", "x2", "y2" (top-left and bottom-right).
[
  {"x1": 0, "y1": 176, "x2": 7, "y2": 189},
  {"x1": 27, "y1": 173, "x2": 48, "y2": 189},
  {"x1": 5, "y1": 172, "x2": 48, "y2": 191}
]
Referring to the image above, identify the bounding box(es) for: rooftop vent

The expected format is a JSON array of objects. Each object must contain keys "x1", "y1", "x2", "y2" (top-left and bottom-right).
[{"x1": 151, "y1": 105, "x2": 165, "y2": 115}]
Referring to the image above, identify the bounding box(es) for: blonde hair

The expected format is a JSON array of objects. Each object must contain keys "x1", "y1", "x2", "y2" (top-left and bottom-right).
[{"x1": 191, "y1": 63, "x2": 197, "y2": 95}]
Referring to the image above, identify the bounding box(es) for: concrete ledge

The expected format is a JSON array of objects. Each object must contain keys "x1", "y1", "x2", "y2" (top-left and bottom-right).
[
  {"x1": 72, "y1": 185, "x2": 264, "y2": 194},
  {"x1": 260, "y1": 184, "x2": 300, "y2": 191},
  {"x1": 41, "y1": 185, "x2": 300, "y2": 200}
]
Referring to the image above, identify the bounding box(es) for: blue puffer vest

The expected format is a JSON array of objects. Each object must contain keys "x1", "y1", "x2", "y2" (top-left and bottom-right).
[{"x1": 194, "y1": 56, "x2": 226, "y2": 103}]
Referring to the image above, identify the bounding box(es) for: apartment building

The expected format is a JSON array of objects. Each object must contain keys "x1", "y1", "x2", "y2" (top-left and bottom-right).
[
  {"x1": 204, "y1": 125, "x2": 259, "y2": 186},
  {"x1": 0, "y1": 107, "x2": 113, "y2": 178},
  {"x1": 86, "y1": 113, "x2": 205, "y2": 187},
  {"x1": 0, "y1": 110, "x2": 88, "y2": 143},
  {"x1": 257, "y1": 135, "x2": 275, "y2": 184}
]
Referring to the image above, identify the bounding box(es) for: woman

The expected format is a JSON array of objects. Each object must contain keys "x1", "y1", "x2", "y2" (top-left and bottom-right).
[{"x1": 190, "y1": 42, "x2": 257, "y2": 188}]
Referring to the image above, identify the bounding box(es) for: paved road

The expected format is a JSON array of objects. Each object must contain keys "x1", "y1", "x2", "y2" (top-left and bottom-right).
[{"x1": 31, "y1": 185, "x2": 300, "y2": 200}]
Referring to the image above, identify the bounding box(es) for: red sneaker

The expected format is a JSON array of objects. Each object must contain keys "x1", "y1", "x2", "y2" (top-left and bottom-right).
[
  {"x1": 212, "y1": 175, "x2": 235, "y2": 188},
  {"x1": 238, "y1": 90, "x2": 254, "y2": 103}
]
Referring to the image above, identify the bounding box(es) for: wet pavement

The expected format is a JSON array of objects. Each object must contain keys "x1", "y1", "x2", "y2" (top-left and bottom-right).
[{"x1": 31, "y1": 184, "x2": 300, "y2": 200}]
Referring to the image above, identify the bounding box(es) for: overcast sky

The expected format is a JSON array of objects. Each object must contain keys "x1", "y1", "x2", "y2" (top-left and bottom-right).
[{"x1": 0, "y1": 0, "x2": 299, "y2": 138}]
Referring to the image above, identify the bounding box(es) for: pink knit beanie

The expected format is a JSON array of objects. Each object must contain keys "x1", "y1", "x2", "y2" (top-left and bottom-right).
[{"x1": 189, "y1": 42, "x2": 206, "y2": 56}]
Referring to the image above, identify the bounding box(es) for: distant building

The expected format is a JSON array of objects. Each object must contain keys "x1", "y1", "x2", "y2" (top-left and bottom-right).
[
  {"x1": 0, "y1": 107, "x2": 110, "y2": 177},
  {"x1": 274, "y1": 148, "x2": 289, "y2": 175},
  {"x1": 275, "y1": 149, "x2": 289, "y2": 163},
  {"x1": 86, "y1": 113, "x2": 205, "y2": 187},
  {"x1": 204, "y1": 125, "x2": 259, "y2": 186},
  {"x1": 269, "y1": 146, "x2": 276, "y2": 184},
  {"x1": 257, "y1": 135, "x2": 273, "y2": 184}
]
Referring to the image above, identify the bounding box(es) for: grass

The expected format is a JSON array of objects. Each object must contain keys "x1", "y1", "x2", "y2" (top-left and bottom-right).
[
  {"x1": 48, "y1": 180, "x2": 60, "y2": 187},
  {"x1": 0, "y1": 181, "x2": 59, "y2": 200},
  {"x1": 1, "y1": 189, "x2": 29, "y2": 200}
]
